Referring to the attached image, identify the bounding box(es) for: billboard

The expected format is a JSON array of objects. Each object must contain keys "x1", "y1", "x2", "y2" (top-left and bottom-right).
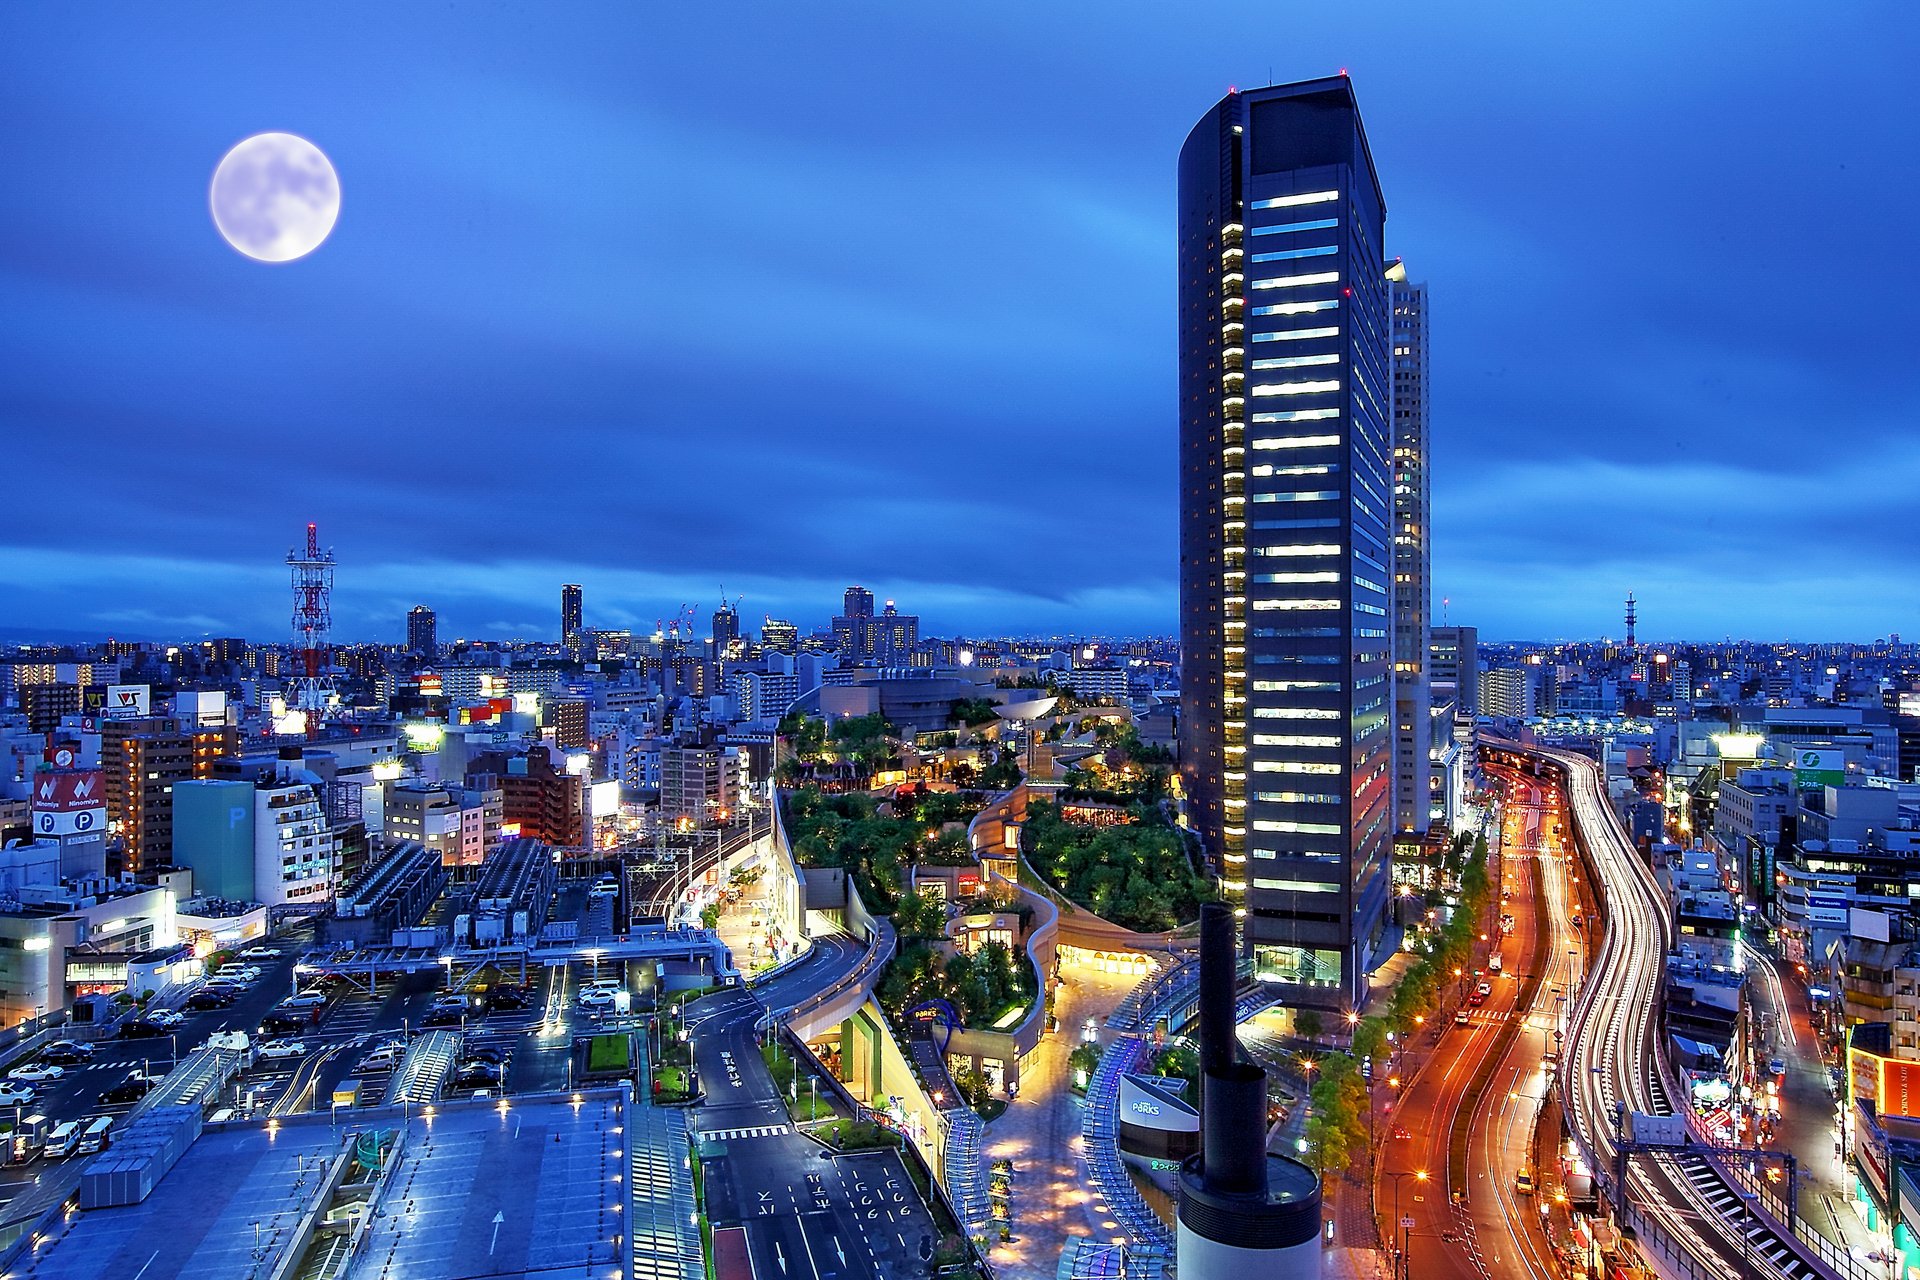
[
  {"x1": 104, "y1": 684, "x2": 151, "y2": 720},
  {"x1": 31, "y1": 769, "x2": 106, "y2": 837},
  {"x1": 1794, "y1": 748, "x2": 1845, "y2": 788}
]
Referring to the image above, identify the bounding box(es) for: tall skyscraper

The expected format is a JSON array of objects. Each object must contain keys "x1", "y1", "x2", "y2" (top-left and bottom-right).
[
  {"x1": 842, "y1": 586, "x2": 874, "y2": 619},
  {"x1": 561, "y1": 583, "x2": 583, "y2": 655},
  {"x1": 407, "y1": 605, "x2": 437, "y2": 660},
  {"x1": 100, "y1": 715, "x2": 193, "y2": 873},
  {"x1": 1177, "y1": 77, "x2": 1393, "y2": 1007},
  {"x1": 1387, "y1": 261, "x2": 1431, "y2": 834},
  {"x1": 712, "y1": 601, "x2": 740, "y2": 654}
]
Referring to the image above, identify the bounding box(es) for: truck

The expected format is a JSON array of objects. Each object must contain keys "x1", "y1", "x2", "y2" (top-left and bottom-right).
[
  {"x1": 205, "y1": 1030, "x2": 254, "y2": 1069},
  {"x1": 8, "y1": 1113, "x2": 51, "y2": 1164}
]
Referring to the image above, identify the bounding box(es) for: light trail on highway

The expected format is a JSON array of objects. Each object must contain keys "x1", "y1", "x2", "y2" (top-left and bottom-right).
[{"x1": 1516, "y1": 743, "x2": 1851, "y2": 1280}]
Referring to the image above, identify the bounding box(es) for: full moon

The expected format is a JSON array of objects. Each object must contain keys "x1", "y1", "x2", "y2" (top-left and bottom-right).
[{"x1": 209, "y1": 132, "x2": 340, "y2": 263}]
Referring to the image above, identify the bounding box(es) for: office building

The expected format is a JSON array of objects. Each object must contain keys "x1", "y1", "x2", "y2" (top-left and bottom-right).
[
  {"x1": 101, "y1": 716, "x2": 194, "y2": 873},
  {"x1": 1428, "y1": 625, "x2": 1478, "y2": 713},
  {"x1": 761, "y1": 618, "x2": 799, "y2": 654},
  {"x1": 407, "y1": 605, "x2": 437, "y2": 660},
  {"x1": 20, "y1": 683, "x2": 79, "y2": 735},
  {"x1": 1176, "y1": 77, "x2": 1393, "y2": 1005},
  {"x1": 1387, "y1": 260, "x2": 1431, "y2": 835},
  {"x1": 171, "y1": 758, "x2": 338, "y2": 908},
  {"x1": 712, "y1": 602, "x2": 740, "y2": 654},
  {"x1": 561, "y1": 583, "x2": 583, "y2": 655},
  {"x1": 383, "y1": 782, "x2": 503, "y2": 869},
  {"x1": 466, "y1": 746, "x2": 586, "y2": 849}
]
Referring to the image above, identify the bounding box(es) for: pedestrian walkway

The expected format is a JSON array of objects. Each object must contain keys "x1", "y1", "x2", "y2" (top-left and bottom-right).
[
  {"x1": 631, "y1": 1103, "x2": 702, "y2": 1280},
  {"x1": 983, "y1": 966, "x2": 1140, "y2": 1280}
]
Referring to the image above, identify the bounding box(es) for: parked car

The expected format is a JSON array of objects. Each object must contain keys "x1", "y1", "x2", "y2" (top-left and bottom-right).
[
  {"x1": 144, "y1": 1010, "x2": 186, "y2": 1029},
  {"x1": 1515, "y1": 1167, "x2": 1535, "y2": 1195},
  {"x1": 239, "y1": 946, "x2": 279, "y2": 960},
  {"x1": 576, "y1": 988, "x2": 615, "y2": 1008},
  {"x1": 99, "y1": 1076, "x2": 155, "y2": 1105},
  {"x1": 422, "y1": 1007, "x2": 464, "y2": 1027},
  {"x1": 260, "y1": 1012, "x2": 306, "y2": 1034},
  {"x1": 360, "y1": 1042, "x2": 403, "y2": 1071},
  {"x1": 186, "y1": 990, "x2": 235, "y2": 1011},
  {"x1": 282, "y1": 992, "x2": 328, "y2": 1010},
  {"x1": 257, "y1": 1041, "x2": 306, "y2": 1061},
  {"x1": 1768, "y1": 1057, "x2": 1787, "y2": 1078},
  {"x1": 0, "y1": 1083, "x2": 35, "y2": 1107},
  {"x1": 9, "y1": 1064, "x2": 65, "y2": 1084},
  {"x1": 487, "y1": 986, "x2": 531, "y2": 1011},
  {"x1": 453, "y1": 1063, "x2": 502, "y2": 1089},
  {"x1": 120, "y1": 1018, "x2": 172, "y2": 1040},
  {"x1": 41, "y1": 1041, "x2": 95, "y2": 1065},
  {"x1": 462, "y1": 1045, "x2": 506, "y2": 1065}
]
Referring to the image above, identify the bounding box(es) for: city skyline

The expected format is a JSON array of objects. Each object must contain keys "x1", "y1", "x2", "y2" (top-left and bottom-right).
[{"x1": 3, "y1": 3, "x2": 1915, "y2": 642}]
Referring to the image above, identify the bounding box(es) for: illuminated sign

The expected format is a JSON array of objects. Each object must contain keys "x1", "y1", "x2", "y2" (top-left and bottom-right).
[
  {"x1": 104, "y1": 684, "x2": 151, "y2": 719},
  {"x1": 1129, "y1": 1100, "x2": 1161, "y2": 1116}
]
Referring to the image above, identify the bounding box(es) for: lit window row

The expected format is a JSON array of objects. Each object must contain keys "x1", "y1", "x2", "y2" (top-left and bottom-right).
[
  {"x1": 1251, "y1": 463, "x2": 1337, "y2": 478},
  {"x1": 1252, "y1": 820, "x2": 1343, "y2": 834},
  {"x1": 1251, "y1": 299, "x2": 1339, "y2": 317},
  {"x1": 1254, "y1": 792, "x2": 1341, "y2": 806},
  {"x1": 1250, "y1": 433, "x2": 1339, "y2": 449},
  {"x1": 1250, "y1": 271, "x2": 1339, "y2": 291},
  {"x1": 1251, "y1": 875, "x2": 1341, "y2": 890},
  {"x1": 1253, "y1": 571, "x2": 1342, "y2": 584},
  {"x1": 1251, "y1": 595, "x2": 1339, "y2": 609},
  {"x1": 1251, "y1": 353, "x2": 1340, "y2": 370},
  {"x1": 1250, "y1": 490, "x2": 1339, "y2": 503},
  {"x1": 1250, "y1": 245, "x2": 1337, "y2": 263},
  {"x1": 1251, "y1": 190, "x2": 1340, "y2": 209},
  {"x1": 1252, "y1": 408, "x2": 1339, "y2": 424},
  {"x1": 1252, "y1": 326, "x2": 1340, "y2": 343},
  {"x1": 1257, "y1": 543, "x2": 1340, "y2": 556},
  {"x1": 1251, "y1": 379, "x2": 1340, "y2": 397},
  {"x1": 1250, "y1": 216, "x2": 1339, "y2": 235},
  {"x1": 1250, "y1": 691, "x2": 1341, "y2": 704},
  {"x1": 1252, "y1": 760, "x2": 1341, "y2": 775},
  {"x1": 1253, "y1": 734, "x2": 1343, "y2": 748}
]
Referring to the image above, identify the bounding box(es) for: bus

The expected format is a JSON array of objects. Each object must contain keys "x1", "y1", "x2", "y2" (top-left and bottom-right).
[{"x1": 77, "y1": 1116, "x2": 113, "y2": 1155}]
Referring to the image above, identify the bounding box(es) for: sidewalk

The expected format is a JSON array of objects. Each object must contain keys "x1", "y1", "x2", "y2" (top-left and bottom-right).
[
  {"x1": 980, "y1": 965, "x2": 1137, "y2": 1280},
  {"x1": 711, "y1": 876, "x2": 799, "y2": 977}
]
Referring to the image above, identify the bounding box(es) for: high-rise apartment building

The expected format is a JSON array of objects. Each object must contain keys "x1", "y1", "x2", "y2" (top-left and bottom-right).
[
  {"x1": 100, "y1": 715, "x2": 194, "y2": 872},
  {"x1": 1177, "y1": 77, "x2": 1393, "y2": 1006},
  {"x1": 408, "y1": 605, "x2": 437, "y2": 660},
  {"x1": 561, "y1": 584, "x2": 584, "y2": 655},
  {"x1": 1387, "y1": 261, "x2": 1431, "y2": 835}
]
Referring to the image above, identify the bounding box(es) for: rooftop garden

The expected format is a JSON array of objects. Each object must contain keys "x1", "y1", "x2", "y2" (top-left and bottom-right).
[
  {"x1": 877, "y1": 935, "x2": 1035, "y2": 1030},
  {"x1": 782, "y1": 785, "x2": 988, "y2": 910},
  {"x1": 1021, "y1": 800, "x2": 1214, "y2": 933}
]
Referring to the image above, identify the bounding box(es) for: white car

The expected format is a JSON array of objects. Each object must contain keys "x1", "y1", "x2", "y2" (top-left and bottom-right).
[
  {"x1": 145, "y1": 1010, "x2": 186, "y2": 1029},
  {"x1": 258, "y1": 1040, "x2": 307, "y2": 1060},
  {"x1": 282, "y1": 992, "x2": 328, "y2": 1010},
  {"x1": 576, "y1": 988, "x2": 615, "y2": 1008},
  {"x1": 239, "y1": 946, "x2": 279, "y2": 960},
  {"x1": 8, "y1": 1063, "x2": 64, "y2": 1083},
  {"x1": 360, "y1": 1043, "x2": 403, "y2": 1071},
  {"x1": 0, "y1": 1083, "x2": 35, "y2": 1106}
]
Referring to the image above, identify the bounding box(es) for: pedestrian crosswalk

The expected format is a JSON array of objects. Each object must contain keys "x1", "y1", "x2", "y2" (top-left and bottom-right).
[{"x1": 696, "y1": 1124, "x2": 791, "y2": 1143}]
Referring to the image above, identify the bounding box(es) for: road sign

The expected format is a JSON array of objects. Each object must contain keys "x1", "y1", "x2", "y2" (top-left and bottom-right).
[{"x1": 1401, "y1": 1216, "x2": 1416, "y2": 1228}]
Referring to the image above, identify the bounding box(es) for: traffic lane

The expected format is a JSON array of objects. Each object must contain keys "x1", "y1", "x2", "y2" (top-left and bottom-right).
[{"x1": 756, "y1": 934, "x2": 865, "y2": 1012}]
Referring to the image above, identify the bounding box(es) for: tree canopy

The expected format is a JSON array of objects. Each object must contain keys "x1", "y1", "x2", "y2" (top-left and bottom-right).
[{"x1": 1022, "y1": 801, "x2": 1213, "y2": 932}]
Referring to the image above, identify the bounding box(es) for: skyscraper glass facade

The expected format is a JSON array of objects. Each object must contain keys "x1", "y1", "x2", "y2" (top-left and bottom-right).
[{"x1": 1178, "y1": 78, "x2": 1392, "y2": 1006}]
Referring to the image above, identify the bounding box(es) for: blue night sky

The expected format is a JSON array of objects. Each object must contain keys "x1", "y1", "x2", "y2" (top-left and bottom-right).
[{"x1": 1, "y1": 3, "x2": 1913, "y2": 645}]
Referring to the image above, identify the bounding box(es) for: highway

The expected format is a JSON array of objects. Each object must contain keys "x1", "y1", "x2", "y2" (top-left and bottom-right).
[
  {"x1": 1516, "y1": 743, "x2": 1851, "y2": 1280},
  {"x1": 1384, "y1": 769, "x2": 1567, "y2": 1280}
]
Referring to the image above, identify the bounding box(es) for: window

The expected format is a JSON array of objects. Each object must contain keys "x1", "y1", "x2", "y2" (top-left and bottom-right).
[
  {"x1": 1253, "y1": 734, "x2": 1343, "y2": 747},
  {"x1": 1252, "y1": 326, "x2": 1340, "y2": 343},
  {"x1": 1258, "y1": 543, "x2": 1341, "y2": 556},
  {"x1": 1252, "y1": 818, "x2": 1342, "y2": 832},
  {"x1": 1253, "y1": 760, "x2": 1341, "y2": 775},
  {"x1": 1252, "y1": 409, "x2": 1340, "y2": 423},
  {"x1": 1251, "y1": 271, "x2": 1339, "y2": 291},
  {"x1": 1252, "y1": 876, "x2": 1341, "y2": 890},
  {"x1": 1251, "y1": 191, "x2": 1339, "y2": 210},
  {"x1": 1251, "y1": 491, "x2": 1339, "y2": 504},
  {"x1": 1250, "y1": 434, "x2": 1339, "y2": 450},
  {"x1": 1254, "y1": 571, "x2": 1342, "y2": 584},
  {"x1": 1250, "y1": 699, "x2": 1341, "y2": 710},
  {"x1": 1250, "y1": 216, "x2": 1339, "y2": 235},
  {"x1": 1251, "y1": 300, "x2": 1339, "y2": 317},
  {"x1": 1250, "y1": 245, "x2": 1338, "y2": 262},
  {"x1": 1251, "y1": 353, "x2": 1340, "y2": 370},
  {"x1": 1251, "y1": 380, "x2": 1341, "y2": 397}
]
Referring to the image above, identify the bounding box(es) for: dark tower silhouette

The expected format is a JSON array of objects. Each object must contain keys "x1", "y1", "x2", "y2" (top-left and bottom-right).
[
  {"x1": 1625, "y1": 592, "x2": 1638, "y2": 649},
  {"x1": 1176, "y1": 903, "x2": 1324, "y2": 1277}
]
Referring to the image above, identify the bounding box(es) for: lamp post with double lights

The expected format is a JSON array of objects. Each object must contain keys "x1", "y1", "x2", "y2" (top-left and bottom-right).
[{"x1": 1381, "y1": 1168, "x2": 1428, "y2": 1280}]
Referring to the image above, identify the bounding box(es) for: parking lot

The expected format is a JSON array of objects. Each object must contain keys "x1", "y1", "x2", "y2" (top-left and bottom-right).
[{"x1": 0, "y1": 935, "x2": 653, "y2": 1210}]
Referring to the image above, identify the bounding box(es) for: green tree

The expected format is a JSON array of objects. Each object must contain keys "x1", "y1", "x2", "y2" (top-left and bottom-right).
[{"x1": 1294, "y1": 1009, "x2": 1324, "y2": 1041}]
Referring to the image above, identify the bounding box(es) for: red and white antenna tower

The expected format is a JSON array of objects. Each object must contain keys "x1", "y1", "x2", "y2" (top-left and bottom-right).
[{"x1": 287, "y1": 521, "x2": 335, "y2": 738}]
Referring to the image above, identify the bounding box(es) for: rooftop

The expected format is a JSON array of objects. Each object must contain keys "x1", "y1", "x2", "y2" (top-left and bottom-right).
[{"x1": 13, "y1": 1091, "x2": 635, "y2": 1280}]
